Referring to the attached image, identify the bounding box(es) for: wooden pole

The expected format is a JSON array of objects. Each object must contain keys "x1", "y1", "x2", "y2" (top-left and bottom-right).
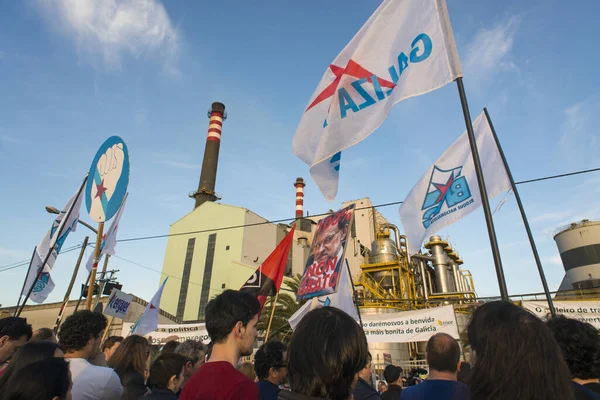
[
  {"x1": 101, "y1": 316, "x2": 115, "y2": 344},
  {"x1": 264, "y1": 292, "x2": 279, "y2": 342},
  {"x1": 93, "y1": 255, "x2": 111, "y2": 310},
  {"x1": 86, "y1": 222, "x2": 105, "y2": 310},
  {"x1": 53, "y1": 237, "x2": 89, "y2": 333}
]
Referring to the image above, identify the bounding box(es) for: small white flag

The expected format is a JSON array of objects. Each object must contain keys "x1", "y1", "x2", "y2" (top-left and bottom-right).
[
  {"x1": 289, "y1": 262, "x2": 359, "y2": 330},
  {"x1": 131, "y1": 278, "x2": 168, "y2": 337},
  {"x1": 399, "y1": 112, "x2": 511, "y2": 254},
  {"x1": 293, "y1": 0, "x2": 462, "y2": 200},
  {"x1": 86, "y1": 194, "x2": 128, "y2": 272},
  {"x1": 24, "y1": 182, "x2": 85, "y2": 303}
]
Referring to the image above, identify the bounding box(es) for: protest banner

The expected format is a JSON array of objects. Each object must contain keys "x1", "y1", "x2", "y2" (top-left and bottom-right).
[
  {"x1": 361, "y1": 305, "x2": 459, "y2": 344},
  {"x1": 122, "y1": 322, "x2": 210, "y2": 345},
  {"x1": 103, "y1": 288, "x2": 133, "y2": 319},
  {"x1": 297, "y1": 204, "x2": 355, "y2": 301},
  {"x1": 522, "y1": 300, "x2": 600, "y2": 329}
]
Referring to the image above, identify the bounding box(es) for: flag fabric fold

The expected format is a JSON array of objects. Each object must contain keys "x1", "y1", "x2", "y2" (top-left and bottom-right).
[
  {"x1": 293, "y1": 0, "x2": 462, "y2": 200},
  {"x1": 399, "y1": 112, "x2": 511, "y2": 254},
  {"x1": 132, "y1": 278, "x2": 168, "y2": 337},
  {"x1": 23, "y1": 182, "x2": 85, "y2": 303},
  {"x1": 289, "y1": 261, "x2": 359, "y2": 330},
  {"x1": 240, "y1": 226, "x2": 296, "y2": 312},
  {"x1": 85, "y1": 194, "x2": 128, "y2": 272}
]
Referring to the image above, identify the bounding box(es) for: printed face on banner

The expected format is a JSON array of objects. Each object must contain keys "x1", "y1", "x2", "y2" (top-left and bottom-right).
[{"x1": 297, "y1": 204, "x2": 355, "y2": 300}]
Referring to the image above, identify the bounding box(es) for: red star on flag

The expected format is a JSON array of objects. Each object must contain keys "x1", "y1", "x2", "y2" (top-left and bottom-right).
[
  {"x1": 95, "y1": 179, "x2": 107, "y2": 199},
  {"x1": 433, "y1": 174, "x2": 455, "y2": 204},
  {"x1": 305, "y1": 60, "x2": 395, "y2": 112}
]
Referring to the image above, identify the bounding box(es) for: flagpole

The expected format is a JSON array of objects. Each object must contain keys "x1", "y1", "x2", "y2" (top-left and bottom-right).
[
  {"x1": 483, "y1": 108, "x2": 556, "y2": 316},
  {"x1": 14, "y1": 247, "x2": 38, "y2": 316},
  {"x1": 74, "y1": 268, "x2": 92, "y2": 313},
  {"x1": 86, "y1": 222, "x2": 105, "y2": 310},
  {"x1": 265, "y1": 292, "x2": 279, "y2": 342},
  {"x1": 17, "y1": 175, "x2": 88, "y2": 317},
  {"x1": 455, "y1": 78, "x2": 509, "y2": 300},
  {"x1": 346, "y1": 260, "x2": 363, "y2": 327},
  {"x1": 93, "y1": 255, "x2": 111, "y2": 310},
  {"x1": 53, "y1": 237, "x2": 89, "y2": 333},
  {"x1": 101, "y1": 316, "x2": 115, "y2": 345}
]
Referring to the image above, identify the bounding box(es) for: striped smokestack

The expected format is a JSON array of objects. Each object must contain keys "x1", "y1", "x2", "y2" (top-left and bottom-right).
[
  {"x1": 193, "y1": 102, "x2": 226, "y2": 208},
  {"x1": 295, "y1": 177, "x2": 305, "y2": 219}
]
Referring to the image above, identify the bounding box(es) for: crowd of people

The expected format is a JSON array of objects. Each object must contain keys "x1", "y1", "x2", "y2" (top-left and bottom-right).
[{"x1": 0, "y1": 290, "x2": 598, "y2": 400}]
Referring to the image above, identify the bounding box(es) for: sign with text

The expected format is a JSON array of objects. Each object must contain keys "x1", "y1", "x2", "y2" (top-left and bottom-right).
[
  {"x1": 122, "y1": 322, "x2": 210, "y2": 345},
  {"x1": 522, "y1": 300, "x2": 600, "y2": 329},
  {"x1": 361, "y1": 305, "x2": 459, "y2": 344},
  {"x1": 297, "y1": 204, "x2": 355, "y2": 300},
  {"x1": 103, "y1": 289, "x2": 133, "y2": 319}
]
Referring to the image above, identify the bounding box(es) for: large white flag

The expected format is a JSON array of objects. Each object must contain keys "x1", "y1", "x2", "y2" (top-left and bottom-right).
[
  {"x1": 399, "y1": 113, "x2": 510, "y2": 254},
  {"x1": 293, "y1": 0, "x2": 462, "y2": 200},
  {"x1": 85, "y1": 194, "x2": 128, "y2": 272},
  {"x1": 132, "y1": 278, "x2": 167, "y2": 337},
  {"x1": 24, "y1": 183, "x2": 85, "y2": 303},
  {"x1": 289, "y1": 262, "x2": 359, "y2": 330}
]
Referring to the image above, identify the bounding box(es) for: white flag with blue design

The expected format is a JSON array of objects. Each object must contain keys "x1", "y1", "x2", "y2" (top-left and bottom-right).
[
  {"x1": 23, "y1": 183, "x2": 85, "y2": 303},
  {"x1": 399, "y1": 112, "x2": 510, "y2": 254},
  {"x1": 293, "y1": 0, "x2": 462, "y2": 201},
  {"x1": 289, "y1": 261, "x2": 359, "y2": 330},
  {"x1": 131, "y1": 278, "x2": 167, "y2": 337},
  {"x1": 85, "y1": 194, "x2": 128, "y2": 272}
]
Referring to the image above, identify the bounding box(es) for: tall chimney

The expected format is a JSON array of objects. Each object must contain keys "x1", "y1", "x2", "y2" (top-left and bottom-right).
[
  {"x1": 193, "y1": 102, "x2": 226, "y2": 208},
  {"x1": 295, "y1": 177, "x2": 305, "y2": 219}
]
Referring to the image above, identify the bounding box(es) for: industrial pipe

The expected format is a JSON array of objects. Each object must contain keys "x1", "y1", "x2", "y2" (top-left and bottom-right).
[
  {"x1": 294, "y1": 178, "x2": 305, "y2": 219},
  {"x1": 419, "y1": 260, "x2": 429, "y2": 300}
]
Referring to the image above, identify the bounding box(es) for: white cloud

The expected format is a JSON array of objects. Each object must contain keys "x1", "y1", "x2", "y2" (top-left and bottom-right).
[
  {"x1": 559, "y1": 97, "x2": 600, "y2": 168},
  {"x1": 36, "y1": 0, "x2": 179, "y2": 73},
  {"x1": 464, "y1": 16, "x2": 520, "y2": 81}
]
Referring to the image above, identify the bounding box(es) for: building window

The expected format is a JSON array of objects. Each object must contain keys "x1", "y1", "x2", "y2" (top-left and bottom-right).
[
  {"x1": 226, "y1": 245, "x2": 230, "y2": 250},
  {"x1": 176, "y1": 238, "x2": 196, "y2": 319},
  {"x1": 198, "y1": 233, "x2": 217, "y2": 320},
  {"x1": 221, "y1": 283, "x2": 226, "y2": 289}
]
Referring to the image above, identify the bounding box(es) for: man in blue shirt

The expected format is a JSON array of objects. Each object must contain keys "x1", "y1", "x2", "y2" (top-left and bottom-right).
[
  {"x1": 255, "y1": 340, "x2": 288, "y2": 400},
  {"x1": 401, "y1": 333, "x2": 469, "y2": 400}
]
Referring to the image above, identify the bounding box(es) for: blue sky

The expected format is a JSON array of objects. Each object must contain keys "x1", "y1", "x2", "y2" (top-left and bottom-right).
[{"x1": 1, "y1": 0, "x2": 599, "y2": 308}]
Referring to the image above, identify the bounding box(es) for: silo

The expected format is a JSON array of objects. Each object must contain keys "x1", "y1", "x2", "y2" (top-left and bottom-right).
[{"x1": 553, "y1": 220, "x2": 600, "y2": 290}]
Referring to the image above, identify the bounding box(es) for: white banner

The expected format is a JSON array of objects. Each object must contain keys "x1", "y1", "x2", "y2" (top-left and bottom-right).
[
  {"x1": 361, "y1": 305, "x2": 458, "y2": 343},
  {"x1": 293, "y1": 0, "x2": 462, "y2": 200},
  {"x1": 122, "y1": 322, "x2": 209, "y2": 345},
  {"x1": 103, "y1": 289, "x2": 133, "y2": 319},
  {"x1": 399, "y1": 113, "x2": 510, "y2": 254},
  {"x1": 522, "y1": 300, "x2": 600, "y2": 329}
]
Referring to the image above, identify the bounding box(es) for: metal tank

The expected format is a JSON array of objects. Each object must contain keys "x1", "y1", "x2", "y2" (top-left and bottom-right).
[
  {"x1": 368, "y1": 227, "x2": 400, "y2": 290},
  {"x1": 424, "y1": 236, "x2": 452, "y2": 293},
  {"x1": 554, "y1": 220, "x2": 600, "y2": 290}
]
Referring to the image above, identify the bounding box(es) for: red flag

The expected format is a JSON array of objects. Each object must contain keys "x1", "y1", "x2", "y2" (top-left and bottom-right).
[{"x1": 240, "y1": 226, "x2": 296, "y2": 311}]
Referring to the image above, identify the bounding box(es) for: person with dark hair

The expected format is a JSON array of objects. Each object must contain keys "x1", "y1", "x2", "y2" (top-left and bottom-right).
[
  {"x1": 467, "y1": 301, "x2": 574, "y2": 400},
  {"x1": 281, "y1": 307, "x2": 369, "y2": 400},
  {"x1": 0, "y1": 317, "x2": 32, "y2": 364},
  {"x1": 401, "y1": 333, "x2": 467, "y2": 400},
  {"x1": 174, "y1": 340, "x2": 207, "y2": 388},
  {"x1": 547, "y1": 315, "x2": 600, "y2": 400},
  {"x1": 59, "y1": 310, "x2": 122, "y2": 399},
  {"x1": 160, "y1": 341, "x2": 179, "y2": 356},
  {"x1": 378, "y1": 381, "x2": 388, "y2": 395},
  {"x1": 0, "y1": 357, "x2": 72, "y2": 400},
  {"x1": 255, "y1": 340, "x2": 288, "y2": 400},
  {"x1": 0, "y1": 341, "x2": 63, "y2": 397},
  {"x1": 31, "y1": 327, "x2": 57, "y2": 343},
  {"x1": 354, "y1": 353, "x2": 380, "y2": 400},
  {"x1": 145, "y1": 353, "x2": 187, "y2": 400},
  {"x1": 381, "y1": 365, "x2": 402, "y2": 400},
  {"x1": 102, "y1": 335, "x2": 123, "y2": 361},
  {"x1": 180, "y1": 290, "x2": 260, "y2": 400},
  {"x1": 107, "y1": 335, "x2": 150, "y2": 399},
  {"x1": 457, "y1": 362, "x2": 471, "y2": 385}
]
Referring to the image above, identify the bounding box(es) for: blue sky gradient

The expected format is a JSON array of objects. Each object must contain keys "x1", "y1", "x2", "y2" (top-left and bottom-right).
[{"x1": 1, "y1": 0, "x2": 599, "y2": 307}]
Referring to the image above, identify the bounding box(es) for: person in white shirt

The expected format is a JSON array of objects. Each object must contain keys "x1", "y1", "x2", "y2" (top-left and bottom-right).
[{"x1": 59, "y1": 310, "x2": 123, "y2": 400}]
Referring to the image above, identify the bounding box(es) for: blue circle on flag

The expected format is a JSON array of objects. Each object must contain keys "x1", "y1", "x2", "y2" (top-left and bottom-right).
[{"x1": 85, "y1": 136, "x2": 130, "y2": 223}]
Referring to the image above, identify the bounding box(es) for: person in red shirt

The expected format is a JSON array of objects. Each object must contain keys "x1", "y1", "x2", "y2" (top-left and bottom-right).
[{"x1": 179, "y1": 290, "x2": 260, "y2": 400}]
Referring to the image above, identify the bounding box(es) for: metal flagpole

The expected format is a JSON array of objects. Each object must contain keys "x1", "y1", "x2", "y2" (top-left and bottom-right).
[
  {"x1": 86, "y1": 222, "x2": 105, "y2": 310},
  {"x1": 14, "y1": 247, "x2": 38, "y2": 316},
  {"x1": 17, "y1": 175, "x2": 88, "y2": 317},
  {"x1": 483, "y1": 108, "x2": 556, "y2": 317},
  {"x1": 264, "y1": 292, "x2": 280, "y2": 342},
  {"x1": 346, "y1": 260, "x2": 363, "y2": 327},
  {"x1": 455, "y1": 78, "x2": 509, "y2": 300},
  {"x1": 53, "y1": 236, "x2": 89, "y2": 333}
]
